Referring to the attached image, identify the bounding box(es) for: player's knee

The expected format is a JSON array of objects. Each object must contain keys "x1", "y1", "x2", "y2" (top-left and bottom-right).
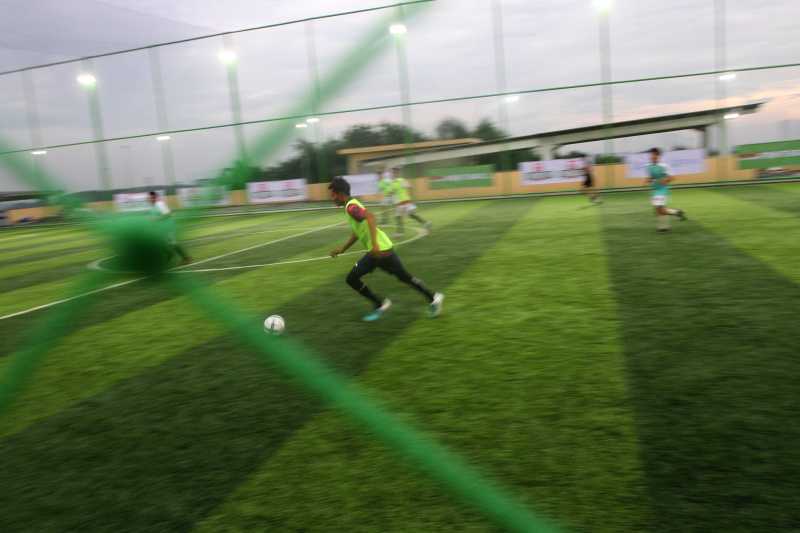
[{"x1": 346, "y1": 269, "x2": 361, "y2": 289}]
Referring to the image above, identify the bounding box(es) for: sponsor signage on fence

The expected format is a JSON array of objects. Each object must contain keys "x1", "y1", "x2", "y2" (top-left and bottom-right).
[
  {"x1": 178, "y1": 186, "x2": 229, "y2": 208},
  {"x1": 735, "y1": 139, "x2": 800, "y2": 170},
  {"x1": 113, "y1": 190, "x2": 165, "y2": 212},
  {"x1": 428, "y1": 165, "x2": 494, "y2": 189},
  {"x1": 342, "y1": 174, "x2": 379, "y2": 196},
  {"x1": 247, "y1": 179, "x2": 308, "y2": 204},
  {"x1": 625, "y1": 149, "x2": 706, "y2": 178},
  {"x1": 519, "y1": 158, "x2": 585, "y2": 185}
]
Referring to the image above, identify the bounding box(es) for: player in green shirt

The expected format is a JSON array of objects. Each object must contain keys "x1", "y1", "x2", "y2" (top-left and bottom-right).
[
  {"x1": 328, "y1": 177, "x2": 443, "y2": 322},
  {"x1": 378, "y1": 170, "x2": 394, "y2": 224},
  {"x1": 646, "y1": 148, "x2": 687, "y2": 232},
  {"x1": 387, "y1": 168, "x2": 431, "y2": 236}
]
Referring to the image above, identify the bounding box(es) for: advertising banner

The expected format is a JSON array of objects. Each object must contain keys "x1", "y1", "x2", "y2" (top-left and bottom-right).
[
  {"x1": 178, "y1": 186, "x2": 229, "y2": 207},
  {"x1": 625, "y1": 149, "x2": 706, "y2": 178},
  {"x1": 247, "y1": 179, "x2": 308, "y2": 204},
  {"x1": 735, "y1": 140, "x2": 800, "y2": 176},
  {"x1": 519, "y1": 158, "x2": 585, "y2": 185},
  {"x1": 341, "y1": 174, "x2": 379, "y2": 196},
  {"x1": 428, "y1": 165, "x2": 495, "y2": 189}
]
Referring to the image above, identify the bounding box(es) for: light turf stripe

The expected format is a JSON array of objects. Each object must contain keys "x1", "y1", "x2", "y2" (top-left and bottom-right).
[
  {"x1": 678, "y1": 189, "x2": 800, "y2": 283},
  {"x1": 0, "y1": 217, "x2": 342, "y2": 320},
  {"x1": 0, "y1": 202, "x2": 482, "y2": 437},
  {"x1": 197, "y1": 196, "x2": 651, "y2": 533}
]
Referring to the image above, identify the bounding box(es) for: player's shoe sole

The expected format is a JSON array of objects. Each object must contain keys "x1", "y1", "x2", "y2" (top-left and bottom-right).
[{"x1": 429, "y1": 292, "x2": 444, "y2": 318}]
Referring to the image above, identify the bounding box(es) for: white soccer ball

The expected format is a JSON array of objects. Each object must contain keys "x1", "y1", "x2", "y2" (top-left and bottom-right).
[{"x1": 263, "y1": 315, "x2": 285, "y2": 335}]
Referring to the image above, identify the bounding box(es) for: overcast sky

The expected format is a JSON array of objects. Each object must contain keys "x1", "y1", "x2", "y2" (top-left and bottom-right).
[{"x1": 1, "y1": 0, "x2": 798, "y2": 192}]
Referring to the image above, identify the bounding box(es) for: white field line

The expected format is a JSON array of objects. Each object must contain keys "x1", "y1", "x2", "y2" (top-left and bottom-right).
[
  {"x1": 177, "y1": 226, "x2": 428, "y2": 273},
  {"x1": 0, "y1": 278, "x2": 141, "y2": 321},
  {"x1": 1, "y1": 221, "x2": 345, "y2": 321}
]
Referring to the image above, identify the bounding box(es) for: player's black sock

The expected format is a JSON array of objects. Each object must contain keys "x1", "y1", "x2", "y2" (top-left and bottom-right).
[
  {"x1": 346, "y1": 272, "x2": 383, "y2": 308},
  {"x1": 396, "y1": 215, "x2": 404, "y2": 234},
  {"x1": 359, "y1": 286, "x2": 383, "y2": 308},
  {"x1": 410, "y1": 213, "x2": 427, "y2": 224},
  {"x1": 403, "y1": 275, "x2": 435, "y2": 303}
]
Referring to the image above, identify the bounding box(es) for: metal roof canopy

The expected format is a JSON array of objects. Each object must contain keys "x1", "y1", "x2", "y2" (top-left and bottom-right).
[{"x1": 362, "y1": 101, "x2": 765, "y2": 169}]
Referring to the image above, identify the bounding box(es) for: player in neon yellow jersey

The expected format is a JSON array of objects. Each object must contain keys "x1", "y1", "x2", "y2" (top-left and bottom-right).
[
  {"x1": 378, "y1": 169, "x2": 395, "y2": 224},
  {"x1": 328, "y1": 177, "x2": 443, "y2": 321},
  {"x1": 646, "y1": 148, "x2": 687, "y2": 232},
  {"x1": 387, "y1": 167, "x2": 431, "y2": 236}
]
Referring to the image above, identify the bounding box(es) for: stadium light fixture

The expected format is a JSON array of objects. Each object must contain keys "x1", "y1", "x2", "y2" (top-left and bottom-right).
[
  {"x1": 218, "y1": 49, "x2": 238, "y2": 65},
  {"x1": 31, "y1": 150, "x2": 47, "y2": 155},
  {"x1": 76, "y1": 73, "x2": 97, "y2": 87},
  {"x1": 593, "y1": 0, "x2": 613, "y2": 12},
  {"x1": 719, "y1": 72, "x2": 737, "y2": 81},
  {"x1": 295, "y1": 123, "x2": 308, "y2": 129},
  {"x1": 306, "y1": 117, "x2": 320, "y2": 124},
  {"x1": 389, "y1": 23, "x2": 407, "y2": 35},
  {"x1": 504, "y1": 94, "x2": 520, "y2": 103},
  {"x1": 156, "y1": 135, "x2": 171, "y2": 141},
  {"x1": 724, "y1": 112, "x2": 740, "y2": 120}
]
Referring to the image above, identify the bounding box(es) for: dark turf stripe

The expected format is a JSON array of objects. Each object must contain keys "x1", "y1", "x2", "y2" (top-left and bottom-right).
[
  {"x1": 0, "y1": 200, "x2": 534, "y2": 532},
  {"x1": 602, "y1": 198, "x2": 800, "y2": 531}
]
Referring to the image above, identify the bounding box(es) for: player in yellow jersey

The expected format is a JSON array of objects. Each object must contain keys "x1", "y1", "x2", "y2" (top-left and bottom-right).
[
  {"x1": 386, "y1": 167, "x2": 431, "y2": 236},
  {"x1": 328, "y1": 177, "x2": 443, "y2": 321}
]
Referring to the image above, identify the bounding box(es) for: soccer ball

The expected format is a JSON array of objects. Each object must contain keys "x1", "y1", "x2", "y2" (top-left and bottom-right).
[{"x1": 263, "y1": 315, "x2": 285, "y2": 335}]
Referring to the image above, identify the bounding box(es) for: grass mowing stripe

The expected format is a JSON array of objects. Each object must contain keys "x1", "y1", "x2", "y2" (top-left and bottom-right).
[
  {"x1": 0, "y1": 203, "x2": 482, "y2": 438},
  {"x1": 198, "y1": 196, "x2": 651, "y2": 533},
  {"x1": 0, "y1": 212, "x2": 344, "y2": 305},
  {"x1": 677, "y1": 190, "x2": 800, "y2": 282},
  {"x1": 601, "y1": 192, "x2": 800, "y2": 531},
  {"x1": 0, "y1": 201, "x2": 527, "y2": 532},
  {"x1": 0, "y1": 216, "x2": 344, "y2": 354},
  {"x1": 716, "y1": 182, "x2": 800, "y2": 218}
]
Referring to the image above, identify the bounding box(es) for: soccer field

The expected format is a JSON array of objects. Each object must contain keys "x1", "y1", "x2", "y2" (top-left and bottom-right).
[{"x1": 1, "y1": 183, "x2": 800, "y2": 532}]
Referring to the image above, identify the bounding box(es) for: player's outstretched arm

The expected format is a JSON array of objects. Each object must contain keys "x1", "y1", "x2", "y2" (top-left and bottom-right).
[{"x1": 331, "y1": 233, "x2": 358, "y2": 257}]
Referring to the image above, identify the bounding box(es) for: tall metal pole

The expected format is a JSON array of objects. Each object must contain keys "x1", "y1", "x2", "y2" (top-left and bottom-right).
[
  {"x1": 597, "y1": 8, "x2": 614, "y2": 187},
  {"x1": 148, "y1": 48, "x2": 177, "y2": 186},
  {"x1": 491, "y1": 0, "x2": 512, "y2": 176},
  {"x1": 305, "y1": 21, "x2": 327, "y2": 183},
  {"x1": 714, "y1": 0, "x2": 728, "y2": 180},
  {"x1": 222, "y1": 35, "x2": 248, "y2": 163},
  {"x1": 20, "y1": 69, "x2": 47, "y2": 192},
  {"x1": 392, "y1": 7, "x2": 416, "y2": 178},
  {"x1": 80, "y1": 59, "x2": 112, "y2": 193}
]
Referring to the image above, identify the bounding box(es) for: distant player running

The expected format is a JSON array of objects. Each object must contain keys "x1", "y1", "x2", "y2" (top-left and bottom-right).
[
  {"x1": 582, "y1": 156, "x2": 601, "y2": 204},
  {"x1": 328, "y1": 177, "x2": 443, "y2": 321},
  {"x1": 378, "y1": 169, "x2": 395, "y2": 224},
  {"x1": 388, "y1": 168, "x2": 431, "y2": 235},
  {"x1": 148, "y1": 191, "x2": 192, "y2": 265},
  {"x1": 646, "y1": 148, "x2": 687, "y2": 232}
]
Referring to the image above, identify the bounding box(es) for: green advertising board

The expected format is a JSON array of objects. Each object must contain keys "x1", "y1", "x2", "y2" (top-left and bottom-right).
[
  {"x1": 735, "y1": 139, "x2": 800, "y2": 169},
  {"x1": 428, "y1": 165, "x2": 495, "y2": 189}
]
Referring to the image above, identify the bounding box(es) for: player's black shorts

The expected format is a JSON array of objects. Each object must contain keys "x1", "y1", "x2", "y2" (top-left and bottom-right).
[
  {"x1": 351, "y1": 250, "x2": 411, "y2": 280},
  {"x1": 583, "y1": 172, "x2": 594, "y2": 188}
]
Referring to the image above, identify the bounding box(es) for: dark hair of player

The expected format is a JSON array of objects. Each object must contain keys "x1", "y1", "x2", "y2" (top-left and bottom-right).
[
  {"x1": 328, "y1": 177, "x2": 351, "y2": 196},
  {"x1": 649, "y1": 147, "x2": 662, "y2": 156},
  {"x1": 148, "y1": 191, "x2": 157, "y2": 198}
]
